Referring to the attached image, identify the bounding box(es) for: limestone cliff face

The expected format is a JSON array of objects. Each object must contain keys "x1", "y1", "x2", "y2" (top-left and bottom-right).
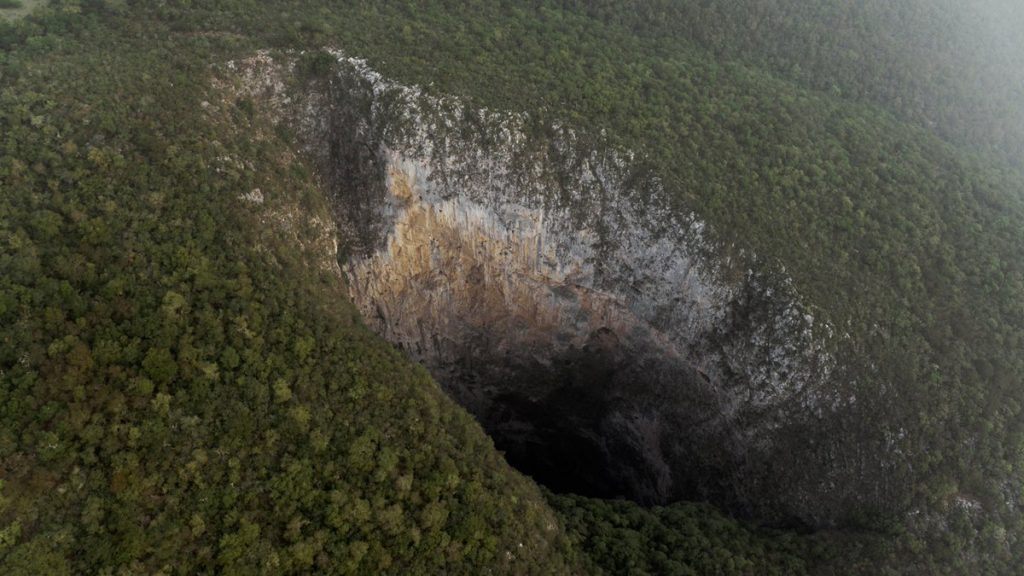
[{"x1": 227, "y1": 50, "x2": 894, "y2": 527}]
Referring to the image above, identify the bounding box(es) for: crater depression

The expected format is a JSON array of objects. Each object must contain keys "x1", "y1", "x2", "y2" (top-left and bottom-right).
[{"x1": 226, "y1": 50, "x2": 898, "y2": 529}]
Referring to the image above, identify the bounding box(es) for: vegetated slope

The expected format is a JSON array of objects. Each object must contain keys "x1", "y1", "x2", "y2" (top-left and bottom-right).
[
  {"x1": 153, "y1": 0, "x2": 1024, "y2": 570},
  {"x1": 258, "y1": 43, "x2": 1021, "y2": 574},
  {"x1": 1, "y1": 1, "x2": 45, "y2": 23},
  {"x1": 0, "y1": 1, "x2": 1022, "y2": 575},
  {"x1": 549, "y1": 493, "x2": 814, "y2": 576},
  {"x1": 0, "y1": 4, "x2": 822, "y2": 576},
  {"x1": 0, "y1": 6, "x2": 827, "y2": 575},
  {"x1": 561, "y1": 0, "x2": 1024, "y2": 168},
  {"x1": 0, "y1": 10, "x2": 587, "y2": 576}
]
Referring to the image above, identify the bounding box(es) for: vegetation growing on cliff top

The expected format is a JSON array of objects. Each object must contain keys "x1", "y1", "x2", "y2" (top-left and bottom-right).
[{"x1": 1, "y1": 1, "x2": 1022, "y2": 574}]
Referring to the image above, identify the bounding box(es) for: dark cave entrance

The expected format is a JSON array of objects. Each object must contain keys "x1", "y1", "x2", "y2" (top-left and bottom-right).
[
  {"x1": 490, "y1": 391, "x2": 631, "y2": 500},
  {"x1": 488, "y1": 376, "x2": 639, "y2": 501},
  {"x1": 432, "y1": 327, "x2": 724, "y2": 507}
]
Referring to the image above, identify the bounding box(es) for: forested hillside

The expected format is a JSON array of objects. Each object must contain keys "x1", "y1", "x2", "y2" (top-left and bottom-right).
[
  {"x1": 563, "y1": 0, "x2": 1024, "y2": 167},
  {"x1": 0, "y1": 5, "x2": 589, "y2": 574},
  {"x1": 2, "y1": 1, "x2": 1023, "y2": 574}
]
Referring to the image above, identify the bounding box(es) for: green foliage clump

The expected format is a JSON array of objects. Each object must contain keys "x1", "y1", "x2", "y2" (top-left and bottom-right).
[
  {"x1": 296, "y1": 48, "x2": 338, "y2": 81},
  {"x1": 550, "y1": 494, "x2": 813, "y2": 576}
]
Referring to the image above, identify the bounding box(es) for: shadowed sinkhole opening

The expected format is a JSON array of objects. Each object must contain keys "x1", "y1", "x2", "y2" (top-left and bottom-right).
[
  {"x1": 487, "y1": 343, "x2": 639, "y2": 501},
  {"x1": 301, "y1": 64, "x2": 741, "y2": 511},
  {"x1": 410, "y1": 326, "x2": 732, "y2": 508},
  {"x1": 275, "y1": 57, "x2": 893, "y2": 533},
  {"x1": 444, "y1": 334, "x2": 819, "y2": 533},
  {"x1": 308, "y1": 88, "x2": 821, "y2": 526}
]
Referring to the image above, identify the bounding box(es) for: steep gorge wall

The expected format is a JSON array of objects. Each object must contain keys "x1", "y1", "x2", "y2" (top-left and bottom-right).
[{"x1": 226, "y1": 50, "x2": 899, "y2": 528}]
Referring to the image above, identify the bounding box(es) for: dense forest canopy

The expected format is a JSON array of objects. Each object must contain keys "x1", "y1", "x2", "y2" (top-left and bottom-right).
[
  {"x1": 1, "y1": 1, "x2": 1023, "y2": 574},
  {"x1": 560, "y1": 0, "x2": 1024, "y2": 166}
]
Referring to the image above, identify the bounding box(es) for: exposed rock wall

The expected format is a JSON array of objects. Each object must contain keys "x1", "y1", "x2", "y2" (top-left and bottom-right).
[{"x1": 227, "y1": 50, "x2": 897, "y2": 527}]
